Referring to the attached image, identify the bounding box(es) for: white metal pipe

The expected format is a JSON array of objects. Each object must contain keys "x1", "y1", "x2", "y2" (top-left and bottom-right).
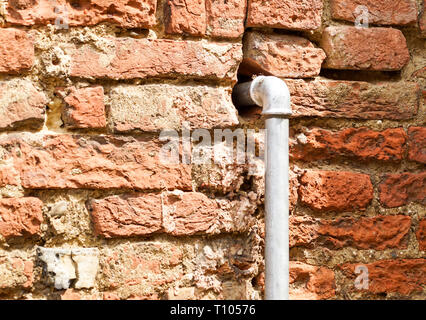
[
  {"x1": 233, "y1": 76, "x2": 292, "y2": 300},
  {"x1": 264, "y1": 117, "x2": 290, "y2": 300}
]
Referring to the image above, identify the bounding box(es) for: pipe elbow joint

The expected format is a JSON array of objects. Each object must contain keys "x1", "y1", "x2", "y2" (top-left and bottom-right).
[{"x1": 250, "y1": 76, "x2": 292, "y2": 117}]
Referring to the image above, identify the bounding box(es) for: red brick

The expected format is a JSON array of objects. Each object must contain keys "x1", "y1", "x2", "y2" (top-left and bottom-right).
[
  {"x1": 417, "y1": 219, "x2": 426, "y2": 251},
  {"x1": 89, "y1": 191, "x2": 255, "y2": 238},
  {"x1": 340, "y1": 259, "x2": 426, "y2": 295},
  {"x1": 286, "y1": 79, "x2": 419, "y2": 120},
  {"x1": 0, "y1": 164, "x2": 21, "y2": 187},
  {"x1": 289, "y1": 261, "x2": 335, "y2": 300},
  {"x1": 0, "y1": 254, "x2": 34, "y2": 291},
  {"x1": 107, "y1": 84, "x2": 238, "y2": 132},
  {"x1": 330, "y1": 0, "x2": 418, "y2": 26},
  {"x1": 0, "y1": 134, "x2": 192, "y2": 191},
  {"x1": 407, "y1": 127, "x2": 426, "y2": 164},
  {"x1": 164, "y1": 0, "x2": 246, "y2": 38},
  {"x1": 165, "y1": 0, "x2": 206, "y2": 36},
  {"x1": 5, "y1": 0, "x2": 157, "y2": 28},
  {"x1": 0, "y1": 28, "x2": 34, "y2": 74},
  {"x1": 379, "y1": 172, "x2": 426, "y2": 208},
  {"x1": 290, "y1": 127, "x2": 407, "y2": 162},
  {"x1": 205, "y1": 0, "x2": 246, "y2": 38},
  {"x1": 299, "y1": 170, "x2": 373, "y2": 212},
  {"x1": 63, "y1": 86, "x2": 106, "y2": 129},
  {"x1": 247, "y1": 0, "x2": 323, "y2": 31},
  {"x1": 69, "y1": 38, "x2": 241, "y2": 81},
  {"x1": 0, "y1": 198, "x2": 43, "y2": 240},
  {"x1": 89, "y1": 194, "x2": 162, "y2": 238},
  {"x1": 321, "y1": 26, "x2": 410, "y2": 71},
  {"x1": 242, "y1": 32, "x2": 326, "y2": 78},
  {"x1": 290, "y1": 215, "x2": 411, "y2": 250},
  {"x1": 318, "y1": 215, "x2": 411, "y2": 250},
  {"x1": 0, "y1": 79, "x2": 47, "y2": 130}
]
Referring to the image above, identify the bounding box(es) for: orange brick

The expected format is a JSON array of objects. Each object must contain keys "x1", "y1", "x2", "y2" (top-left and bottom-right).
[
  {"x1": 340, "y1": 259, "x2": 426, "y2": 295},
  {"x1": 299, "y1": 170, "x2": 373, "y2": 212},
  {"x1": 0, "y1": 198, "x2": 43, "y2": 240},
  {"x1": 290, "y1": 128, "x2": 407, "y2": 162},
  {"x1": 407, "y1": 127, "x2": 426, "y2": 164},
  {"x1": 330, "y1": 0, "x2": 418, "y2": 26},
  {"x1": 5, "y1": 0, "x2": 157, "y2": 28},
  {"x1": 379, "y1": 172, "x2": 426, "y2": 207},
  {"x1": 0, "y1": 28, "x2": 34, "y2": 74},
  {"x1": 321, "y1": 26, "x2": 410, "y2": 71},
  {"x1": 247, "y1": 0, "x2": 323, "y2": 31},
  {"x1": 63, "y1": 86, "x2": 106, "y2": 129}
]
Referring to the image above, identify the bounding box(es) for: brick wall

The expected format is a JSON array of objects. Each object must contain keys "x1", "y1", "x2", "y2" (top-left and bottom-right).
[{"x1": 0, "y1": 0, "x2": 424, "y2": 300}]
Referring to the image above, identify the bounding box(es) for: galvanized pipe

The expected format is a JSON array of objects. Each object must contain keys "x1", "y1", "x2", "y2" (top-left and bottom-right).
[{"x1": 233, "y1": 76, "x2": 292, "y2": 300}]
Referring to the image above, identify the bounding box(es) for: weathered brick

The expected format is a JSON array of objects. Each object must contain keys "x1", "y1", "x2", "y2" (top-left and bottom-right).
[
  {"x1": 417, "y1": 219, "x2": 426, "y2": 251},
  {"x1": 89, "y1": 194, "x2": 162, "y2": 238},
  {"x1": 246, "y1": 0, "x2": 323, "y2": 31},
  {"x1": 289, "y1": 261, "x2": 335, "y2": 300},
  {"x1": 299, "y1": 170, "x2": 373, "y2": 212},
  {"x1": 107, "y1": 84, "x2": 238, "y2": 132},
  {"x1": 63, "y1": 86, "x2": 106, "y2": 129},
  {"x1": 340, "y1": 259, "x2": 426, "y2": 295},
  {"x1": 164, "y1": 0, "x2": 246, "y2": 38},
  {"x1": 205, "y1": 0, "x2": 246, "y2": 38},
  {"x1": 290, "y1": 215, "x2": 411, "y2": 250},
  {"x1": 0, "y1": 198, "x2": 43, "y2": 240},
  {"x1": 0, "y1": 163, "x2": 21, "y2": 187},
  {"x1": 165, "y1": 0, "x2": 206, "y2": 36},
  {"x1": 162, "y1": 191, "x2": 220, "y2": 236},
  {"x1": 0, "y1": 252, "x2": 34, "y2": 291},
  {"x1": 5, "y1": 0, "x2": 157, "y2": 28},
  {"x1": 88, "y1": 191, "x2": 256, "y2": 238},
  {"x1": 0, "y1": 134, "x2": 192, "y2": 191},
  {"x1": 286, "y1": 79, "x2": 419, "y2": 120},
  {"x1": 0, "y1": 28, "x2": 34, "y2": 74},
  {"x1": 330, "y1": 0, "x2": 418, "y2": 26},
  {"x1": 290, "y1": 127, "x2": 407, "y2": 162},
  {"x1": 69, "y1": 38, "x2": 241, "y2": 81},
  {"x1": 242, "y1": 32, "x2": 326, "y2": 78},
  {"x1": 379, "y1": 172, "x2": 426, "y2": 208},
  {"x1": 407, "y1": 127, "x2": 426, "y2": 164},
  {"x1": 0, "y1": 79, "x2": 47, "y2": 130},
  {"x1": 319, "y1": 215, "x2": 411, "y2": 250},
  {"x1": 321, "y1": 26, "x2": 410, "y2": 71}
]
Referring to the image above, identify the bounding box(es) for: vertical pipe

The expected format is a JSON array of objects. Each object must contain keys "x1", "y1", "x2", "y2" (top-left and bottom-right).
[
  {"x1": 232, "y1": 76, "x2": 291, "y2": 300},
  {"x1": 264, "y1": 117, "x2": 290, "y2": 300}
]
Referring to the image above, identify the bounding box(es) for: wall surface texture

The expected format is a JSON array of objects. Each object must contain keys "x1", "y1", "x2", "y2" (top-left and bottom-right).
[{"x1": 0, "y1": 0, "x2": 424, "y2": 300}]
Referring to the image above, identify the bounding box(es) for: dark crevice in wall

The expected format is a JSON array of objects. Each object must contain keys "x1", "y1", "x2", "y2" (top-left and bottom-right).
[
  {"x1": 232, "y1": 63, "x2": 265, "y2": 119},
  {"x1": 320, "y1": 69, "x2": 403, "y2": 82}
]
